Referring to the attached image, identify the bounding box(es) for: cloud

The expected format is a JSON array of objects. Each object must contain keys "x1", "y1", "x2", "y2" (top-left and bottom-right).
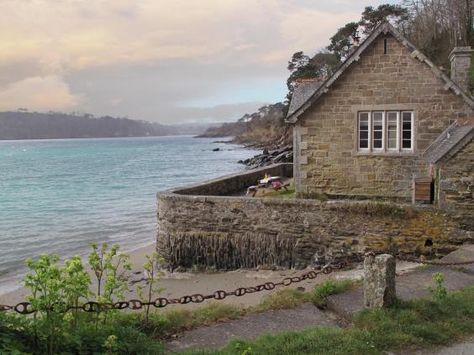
[
  {"x1": 0, "y1": 76, "x2": 80, "y2": 112},
  {"x1": 0, "y1": 0, "x2": 392, "y2": 122}
]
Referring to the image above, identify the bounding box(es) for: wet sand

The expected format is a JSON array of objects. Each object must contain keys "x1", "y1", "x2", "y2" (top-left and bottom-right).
[{"x1": 0, "y1": 243, "x2": 421, "y2": 311}]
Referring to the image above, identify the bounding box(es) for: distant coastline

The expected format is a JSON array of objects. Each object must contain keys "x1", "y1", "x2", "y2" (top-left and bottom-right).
[{"x1": 0, "y1": 111, "x2": 220, "y2": 140}]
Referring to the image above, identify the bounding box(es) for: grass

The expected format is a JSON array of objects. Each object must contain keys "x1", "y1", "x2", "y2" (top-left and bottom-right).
[
  {"x1": 120, "y1": 281, "x2": 353, "y2": 337},
  {"x1": 116, "y1": 302, "x2": 244, "y2": 339},
  {"x1": 182, "y1": 285, "x2": 474, "y2": 355},
  {"x1": 256, "y1": 184, "x2": 296, "y2": 199},
  {"x1": 253, "y1": 288, "x2": 312, "y2": 312},
  {"x1": 312, "y1": 279, "x2": 354, "y2": 308}
]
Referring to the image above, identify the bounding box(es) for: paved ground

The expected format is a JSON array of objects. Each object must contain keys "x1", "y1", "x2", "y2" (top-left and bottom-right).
[
  {"x1": 166, "y1": 245, "x2": 474, "y2": 353},
  {"x1": 414, "y1": 336, "x2": 474, "y2": 355},
  {"x1": 327, "y1": 264, "x2": 474, "y2": 320},
  {"x1": 166, "y1": 303, "x2": 339, "y2": 352}
]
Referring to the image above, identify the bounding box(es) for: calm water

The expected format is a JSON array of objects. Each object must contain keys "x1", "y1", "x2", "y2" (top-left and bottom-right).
[{"x1": 0, "y1": 136, "x2": 258, "y2": 293}]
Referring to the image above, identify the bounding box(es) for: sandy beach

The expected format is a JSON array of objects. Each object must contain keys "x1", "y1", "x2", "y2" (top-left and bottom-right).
[{"x1": 0, "y1": 242, "x2": 421, "y2": 312}]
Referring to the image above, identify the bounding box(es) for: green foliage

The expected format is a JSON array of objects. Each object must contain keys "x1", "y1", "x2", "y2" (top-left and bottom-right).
[
  {"x1": 255, "y1": 289, "x2": 310, "y2": 312},
  {"x1": 286, "y1": 51, "x2": 339, "y2": 93},
  {"x1": 359, "y1": 4, "x2": 408, "y2": 34},
  {"x1": 89, "y1": 243, "x2": 131, "y2": 303},
  {"x1": 24, "y1": 254, "x2": 70, "y2": 353},
  {"x1": 430, "y1": 272, "x2": 448, "y2": 301},
  {"x1": 312, "y1": 279, "x2": 353, "y2": 307},
  {"x1": 137, "y1": 252, "x2": 165, "y2": 323},
  {"x1": 0, "y1": 245, "x2": 168, "y2": 354},
  {"x1": 328, "y1": 22, "x2": 360, "y2": 61}
]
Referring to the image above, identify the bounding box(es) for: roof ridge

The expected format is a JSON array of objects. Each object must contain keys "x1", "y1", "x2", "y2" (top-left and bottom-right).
[
  {"x1": 286, "y1": 22, "x2": 474, "y2": 124},
  {"x1": 423, "y1": 120, "x2": 474, "y2": 163}
]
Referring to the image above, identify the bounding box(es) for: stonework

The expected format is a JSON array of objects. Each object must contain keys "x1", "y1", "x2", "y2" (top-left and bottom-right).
[
  {"x1": 364, "y1": 254, "x2": 396, "y2": 308},
  {"x1": 437, "y1": 140, "x2": 474, "y2": 230},
  {"x1": 157, "y1": 167, "x2": 473, "y2": 271},
  {"x1": 449, "y1": 47, "x2": 474, "y2": 93},
  {"x1": 293, "y1": 34, "x2": 473, "y2": 200}
]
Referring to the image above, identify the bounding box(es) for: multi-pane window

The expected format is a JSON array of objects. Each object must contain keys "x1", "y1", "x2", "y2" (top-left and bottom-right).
[
  {"x1": 358, "y1": 111, "x2": 413, "y2": 152},
  {"x1": 359, "y1": 112, "x2": 369, "y2": 149},
  {"x1": 402, "y1": 112, "x2": 413, "y2": 149}
]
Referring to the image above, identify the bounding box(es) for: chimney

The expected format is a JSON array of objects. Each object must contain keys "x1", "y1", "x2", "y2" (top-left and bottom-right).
[{"x1": 449, "y1": 46, "x2": 474, "y2": 92}]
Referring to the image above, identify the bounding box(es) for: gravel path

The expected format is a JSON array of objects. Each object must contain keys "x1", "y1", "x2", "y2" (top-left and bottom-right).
[{"x1": 166, "y1": 303, "x2": 339, "y2": 352}]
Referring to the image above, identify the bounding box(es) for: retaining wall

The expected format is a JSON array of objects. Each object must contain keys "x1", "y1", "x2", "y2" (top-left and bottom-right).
[{"x1": 156, "y1": 164, "x2": 472, "y2": 270}]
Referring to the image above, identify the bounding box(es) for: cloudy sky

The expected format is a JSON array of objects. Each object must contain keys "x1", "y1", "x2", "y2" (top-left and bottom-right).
[{"x1": 0, "y1": 0, "x2": 393, "y2": 123}]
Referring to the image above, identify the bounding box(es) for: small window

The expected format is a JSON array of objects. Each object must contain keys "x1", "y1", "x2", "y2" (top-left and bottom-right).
[
  {"x1": 358, "y1": 112, "x2": 370, "y2": 149},
  {"x1": 402, "y1": 112, "x2": 413, "y2": 150},
  {"x1": 372, "y1": 111, "x2": 384, "y2": 150},
  {"x1": 387, "y1": 112, "x2": 398, "y2": 150}
]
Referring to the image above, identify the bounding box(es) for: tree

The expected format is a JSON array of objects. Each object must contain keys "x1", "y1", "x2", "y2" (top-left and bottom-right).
[
  {"x1": 286, "y1": 50, "x2": 339, "y2": 95},
  {"x1": 327, "y1": 22, "x2": 360, "y2": 61},
  {"x1": 359, "y1": 4, "x2": 409, "y2": 34}
]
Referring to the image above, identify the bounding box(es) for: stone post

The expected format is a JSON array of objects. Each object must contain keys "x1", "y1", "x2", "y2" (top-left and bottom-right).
[{"x1": 364, "y1": 254, "x2": 396, "y2": 308}]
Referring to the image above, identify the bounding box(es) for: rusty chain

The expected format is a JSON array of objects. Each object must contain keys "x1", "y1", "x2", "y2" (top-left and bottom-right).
[
  {"x1": 0, "y1": 261, "x2": 347, "y2": 315},
  {"x1": 2, "y1": 252, "x2": 473, "y2": 316}
]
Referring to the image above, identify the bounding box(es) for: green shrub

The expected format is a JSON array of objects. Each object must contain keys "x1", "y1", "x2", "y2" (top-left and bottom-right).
[{"x1": 312, "y1": 279, "x2": 353, "y2": 307}]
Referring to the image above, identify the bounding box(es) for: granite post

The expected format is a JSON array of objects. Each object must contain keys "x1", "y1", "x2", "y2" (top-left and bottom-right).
[{"x1": 364, "y1": 254, "x2": 396, "y2": 308}]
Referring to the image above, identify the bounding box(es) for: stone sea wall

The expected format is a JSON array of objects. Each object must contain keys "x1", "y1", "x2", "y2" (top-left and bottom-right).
[{"x1": 156, "y1": 164, "x2": 472, "y2": 270}]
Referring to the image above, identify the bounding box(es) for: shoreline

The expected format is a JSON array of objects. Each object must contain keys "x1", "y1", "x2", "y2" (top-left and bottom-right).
[
  {"x1": 0, "y1": 242, "x2": 158, "y2": 305},
  {"x1": 0, "y1": 136, "x2": 259, "y2": 303}
]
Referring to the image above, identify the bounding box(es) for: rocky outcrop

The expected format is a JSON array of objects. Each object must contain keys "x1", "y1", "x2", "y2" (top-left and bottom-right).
[{"x1": 239, "y1": 145, "x2": 293, "y2": 168}]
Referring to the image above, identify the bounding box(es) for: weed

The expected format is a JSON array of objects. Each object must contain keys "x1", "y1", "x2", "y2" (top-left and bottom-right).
[
  {"x1": 254, "y1": 288, "x2": 310, "y2": 312},
  {"x1": 312, "y1": 279, "x2": 353, "y2": 307},
  {"x1": 429, "y1": 272, "x2": 448, "y2": 301}
]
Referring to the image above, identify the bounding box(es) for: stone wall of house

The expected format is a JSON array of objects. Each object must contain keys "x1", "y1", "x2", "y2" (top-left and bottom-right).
[
  {"x1": 157, "y1": 185, "x2": 472, "y2": 271},
  {"x1": 295, "y1": 33, "x2": 473, "y2": 200},
  {"x1": 437, "y1": 139, "x2": 474, "y2": 230}
]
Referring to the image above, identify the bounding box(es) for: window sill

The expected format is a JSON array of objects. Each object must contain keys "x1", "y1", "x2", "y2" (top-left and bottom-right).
[{"x1": 353, "y1": 150, "x2": 417, "y2": 157}]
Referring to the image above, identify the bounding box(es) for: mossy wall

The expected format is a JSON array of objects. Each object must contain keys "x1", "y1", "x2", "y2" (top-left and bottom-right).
[{"x1": 157, "y1": 192, "x2": 472, "y2": 270}]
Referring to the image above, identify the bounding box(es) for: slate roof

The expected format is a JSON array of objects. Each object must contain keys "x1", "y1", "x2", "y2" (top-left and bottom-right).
[
  {"x1": 286, "y1": 22, "x2": 474, "y2": 124},
  {"x1": 423, "y1": 118, "x2": 474, "y2": 164},
  {"x1": 287, "y1": 79, "x2": 323, "y2": 118}
]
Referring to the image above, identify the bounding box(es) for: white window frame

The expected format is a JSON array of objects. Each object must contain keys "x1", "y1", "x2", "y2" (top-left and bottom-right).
[
  {"x1": 371, "y1": 111, "x2": 385, "y2": 151},
  {"x1": 358, "y1": 112, "x2": 370, "y2": 152},
  {"x1": 401, "y1": 111, "x2": 414, "y2": 151},
  {"x1": 357, "y1": 110, "x2": 413, "y2": 153},
  {"x1": 386, "y1": 111, "x2": 399, "y2": 151}
]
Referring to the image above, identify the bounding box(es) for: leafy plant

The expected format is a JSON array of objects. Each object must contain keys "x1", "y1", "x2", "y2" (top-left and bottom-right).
[
  {"x1": 104, "y1": 334, "x2": 118, "y2": 355},
  {"x1": 430, "y1": 272, "x2": 448, "y2": 301},
  {"x1": 24, "y1": 254, "x2": 65, "y2": 354},
  {"x1": 137, "y1": 252, "x2": 165, "y2": 323},
  {"x1": 88, "y1": 243, "x2": 131, "y2": 325},
  {"x1": 62, "y1": 256, "x2": 91, "y2": 328}
]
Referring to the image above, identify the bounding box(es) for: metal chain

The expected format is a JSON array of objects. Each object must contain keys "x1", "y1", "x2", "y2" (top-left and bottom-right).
[
  {"x1": 0, "y1": 261, "x2": 347, "y2": 315},
  {"x1": 3, "y1": 252, "x2": 473, "y2": 316}
]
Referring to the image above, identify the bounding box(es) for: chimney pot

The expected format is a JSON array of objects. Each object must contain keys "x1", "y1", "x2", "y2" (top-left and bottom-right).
[{"x1": 449, "y1": 46, "x2": 473, "y2": 93}]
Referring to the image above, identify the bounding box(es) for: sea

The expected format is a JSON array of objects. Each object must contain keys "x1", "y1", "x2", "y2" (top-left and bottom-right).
[{"x1": 0, "y1": 136, "x2": 259, "y2": 294}]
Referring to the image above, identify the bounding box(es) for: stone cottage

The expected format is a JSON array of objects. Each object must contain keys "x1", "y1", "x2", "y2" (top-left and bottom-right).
[{"x1": 287, "y1": 23, "x2": 474, "y2": 213}]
